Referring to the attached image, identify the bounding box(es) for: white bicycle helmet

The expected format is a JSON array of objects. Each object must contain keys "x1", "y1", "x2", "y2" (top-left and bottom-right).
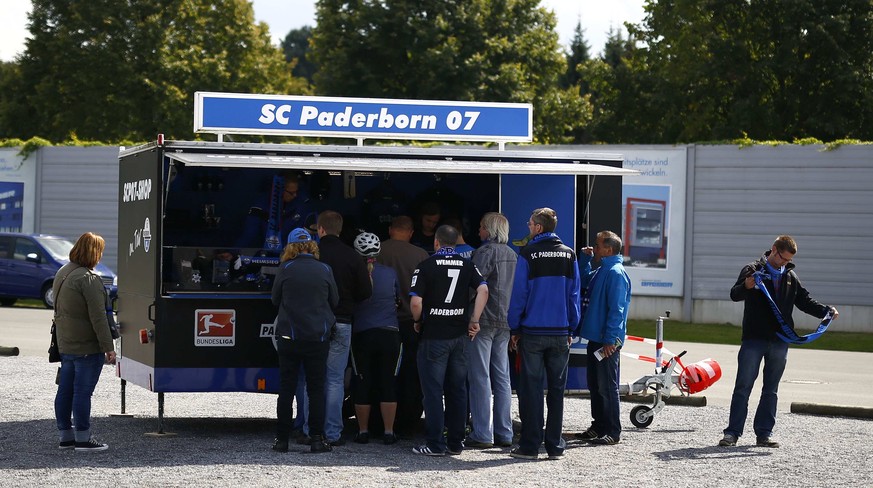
[{"x1": 354, "y1": 232, "x2": 381, "y2": 257}]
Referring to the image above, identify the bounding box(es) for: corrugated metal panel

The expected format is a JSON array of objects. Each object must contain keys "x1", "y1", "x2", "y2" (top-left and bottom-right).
[
  {"x1": 37, "y1": 147, "x2": 120, "y2": 272},
  {"x1": 691, "y1": 145, "x2": 873, "y2": 307}
]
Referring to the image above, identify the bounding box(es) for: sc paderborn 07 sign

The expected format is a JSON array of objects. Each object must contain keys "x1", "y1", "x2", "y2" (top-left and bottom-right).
[{"x1": 194, "y1": 92, "x2": 532, "y2": 143}]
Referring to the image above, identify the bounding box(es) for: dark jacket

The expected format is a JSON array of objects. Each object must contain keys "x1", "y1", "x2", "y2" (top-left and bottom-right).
[
  {"x1": 471, "y1": 240, "x2": 517, "y2": 330},
  {"x1": 318, "y1": 235, "x2": 372, "y2": 323},
  {"x1": 730, "y1": 250, "x2": 830, "y2": 341},
  {"x1": 272, "y1": 254, "x2": 339, "y2": 342},
  {"x1": 53, "y1": 263, "x2": 114, "y2": 355},
  {"x1": 508, "y1": 232, "x2": 581, "y2": 336}
]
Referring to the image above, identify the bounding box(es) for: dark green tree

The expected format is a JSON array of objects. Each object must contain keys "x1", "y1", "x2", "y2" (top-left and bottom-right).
[
  {"x1": 628, "y1": 0, "x2": 873, "y2": 142},
  {"x1": 3, "y1": 0, "x2": 307, "y2": 142},
  {"x1": 561, "y1": 20, "x2": 590, "y2": 88},
  {"x1": 310, "y1": 0, "x2": 590, "y2": 143},
  {"x1": 281, "y1": 26, "x2": 317, "y2": 84}
]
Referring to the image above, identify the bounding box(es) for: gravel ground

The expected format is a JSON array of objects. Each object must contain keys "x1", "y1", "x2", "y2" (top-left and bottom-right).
[{"x1": 1, "y1": 356, "x2": 871, "y2": 487}]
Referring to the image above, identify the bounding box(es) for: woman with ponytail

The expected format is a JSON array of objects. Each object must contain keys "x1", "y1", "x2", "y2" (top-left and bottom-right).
[{"x1": 350, "y1": 232, "x2": 401, "y2": 445}]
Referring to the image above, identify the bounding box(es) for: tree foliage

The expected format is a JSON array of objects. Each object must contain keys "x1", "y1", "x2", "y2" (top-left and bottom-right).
[
  {"x1": 281, "y1": 26, "x2": 317, "y2": 84},
  {"x1": 310, "y1": 0, "x2": 590, "y2": 143},
  {"x1": 1, "y1": 0, "x2": 308, "y2": 142},
  {"x1": 622, "y1": 0, "x2": 873, "y2": 143},
  {"x1": 561, "y1": 20, "x2": 590, "y2": 88}
]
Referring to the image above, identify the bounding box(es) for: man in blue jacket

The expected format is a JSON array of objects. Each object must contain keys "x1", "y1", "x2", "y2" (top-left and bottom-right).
[
  {"x1": 576, "y1": 230, "x2": 631, "y2": 446},
  {"x1": 507, "y1": 207, "x2": 581, "y2": 461}
]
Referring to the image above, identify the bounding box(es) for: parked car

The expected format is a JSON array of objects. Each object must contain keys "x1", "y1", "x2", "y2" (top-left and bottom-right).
[{"x1": 0, "y1": 233, "x2": 118, "y2": 308}]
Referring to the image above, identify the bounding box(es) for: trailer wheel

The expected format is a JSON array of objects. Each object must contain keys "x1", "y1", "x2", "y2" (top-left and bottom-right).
[{"x1": 630, "y1": 405, "x2": 654, "y2": 428}]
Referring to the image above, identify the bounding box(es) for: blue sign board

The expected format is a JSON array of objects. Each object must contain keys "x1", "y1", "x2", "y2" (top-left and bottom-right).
[{"x1": 194, "y1": 92, "x2": 532, "y2": 143}]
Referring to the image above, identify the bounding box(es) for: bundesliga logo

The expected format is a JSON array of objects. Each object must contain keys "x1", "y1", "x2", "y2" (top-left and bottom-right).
[{"x1": 194, "y1": 309, "x2": 236, "y2": 347}]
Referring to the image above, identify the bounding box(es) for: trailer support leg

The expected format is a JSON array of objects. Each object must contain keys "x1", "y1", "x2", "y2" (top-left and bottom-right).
[
  {"x1": 109, "y1": 378, "x2": 133, "y2": 418},
  {"x1": 144, "y1": 391, "x2": 176, "y2": 437}
]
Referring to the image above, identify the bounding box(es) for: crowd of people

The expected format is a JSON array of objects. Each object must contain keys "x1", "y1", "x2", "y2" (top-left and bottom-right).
[
  {"x1": 51, "y1": 206, "x2": 838, "y2": 458},
  {"x1": 268, "y1": 205, "x2": 633, "y2": 458}
]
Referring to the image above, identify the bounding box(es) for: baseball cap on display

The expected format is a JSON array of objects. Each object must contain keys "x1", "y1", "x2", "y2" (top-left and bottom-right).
[{"x1": 288, "y1": 227, "x2": 312, "y2": 244}]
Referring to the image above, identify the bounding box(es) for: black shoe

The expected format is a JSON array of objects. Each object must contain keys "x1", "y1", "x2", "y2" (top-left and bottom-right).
[
  {"x1": 589, "y1": 435, "x2": 619, "y2": 445},
  {"x1": 297, "y1": 435, "x2": 312, "y2": 445},
  {"x1": 446, "y1": 444, "x2": 463, "y2": 455},
  {"x1": 329, "y1": 437, "x2": 346, "y2": 447},
  {"x1": 272, "y1": 437, "x2": 289, "y2": 452},
  {"x1": 354, "y1": 432, "x2": 370, "y2": 444},
  {"x1": 574, "y1": 428, "x2": 599, "y2": 441},
  {"x1": 494, "y1": 438, "x2": 513, "y2": 448},
  {"x1": 509, "y1": 447, "x2": 538, "y2": 460},
  {"x1": 464, "y1": 439, "x2": 494, "y2": 449},
  {"x1": 310, "y1": 435, "x2": 333, "y2": 453},
  {"x1": 719, "y1": 434, "x2": 737, "y2": 447},
  {"x1": 756, "y1": 437, "x2": 780, "y2": 448},
  {"x1": 412, "y1": 444, "x2": 445, "y2": 456},
  {"x1": 59, "y1": 440, "x2": 76, "y2": 450},
  {"x1": 383, "y1": 433, "x2": 398, "y2": 445},
  {"x1": 74, "y1": 438, "x2": 108, "y2": 452}
]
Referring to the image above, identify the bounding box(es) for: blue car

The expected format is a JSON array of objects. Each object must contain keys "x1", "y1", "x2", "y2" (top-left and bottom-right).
[{"x1": 0, "y1": 233, "x2": 118, "y2": 308}]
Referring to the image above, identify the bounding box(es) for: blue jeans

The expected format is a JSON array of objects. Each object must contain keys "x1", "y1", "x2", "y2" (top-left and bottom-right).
[
  {"x1": 55, "y1": 352, "x2": 105, "y2": 442},
  {"x1": 517, "y1": 334, "x2": 569, "y2": 456},
  {"x1": 725, "y1": 338, "x2": 789, "y2": 439},
  {"x1": 466, "y1": 327, "x2": 513, "y2": 444},
  {"x1": 417, "y1": 336, "x2": 468, "y2": 453},
  {"x1": 324, "y1": 322, "x2": 351, "y2": 442},
  {"x1": 586, "y1": 341, "x2": 622, "y2": 439}
]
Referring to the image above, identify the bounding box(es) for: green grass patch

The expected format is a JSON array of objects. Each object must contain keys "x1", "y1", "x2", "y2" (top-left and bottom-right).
[
  {"x1": 627, "y1": 319, "x2": 873, "y2": 353},
  {"x1": 11, "y1": 299, "x2": 47, "y2": 309}
]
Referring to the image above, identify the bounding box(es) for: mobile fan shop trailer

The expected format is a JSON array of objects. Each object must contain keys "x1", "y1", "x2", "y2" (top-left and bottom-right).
[{"x1": 115, "y1": 93, "x2": 637, "y2": 426}]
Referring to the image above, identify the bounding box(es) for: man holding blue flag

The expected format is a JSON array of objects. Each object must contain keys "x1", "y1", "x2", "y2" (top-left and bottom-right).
[{"x1": 720, "y1": 235, "x2": 838, "y2": 449}]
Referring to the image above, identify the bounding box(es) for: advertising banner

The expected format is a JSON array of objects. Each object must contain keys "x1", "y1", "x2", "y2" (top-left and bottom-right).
[
  {"x1": 621, "y1": 148, "x2": 687, "y2": 297},
  {"x1": 0, "y1": 149, "x2": 36, "y2": 233}
]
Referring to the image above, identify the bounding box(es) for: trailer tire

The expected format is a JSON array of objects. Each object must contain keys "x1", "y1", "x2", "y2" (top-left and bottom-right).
[{"x1": 630, "y1": 405, "x2": 654, "y2": 428}]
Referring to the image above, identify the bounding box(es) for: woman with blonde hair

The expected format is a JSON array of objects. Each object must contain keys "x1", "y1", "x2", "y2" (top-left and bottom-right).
[
  {"x1": 272, "y1": 228, "x2": 338, "y2": 454},
  {"x1": 53, "y1": 232, "x2": 116, "y2": 451}
]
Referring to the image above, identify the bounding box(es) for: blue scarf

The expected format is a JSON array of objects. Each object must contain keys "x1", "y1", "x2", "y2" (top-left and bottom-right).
[{"x1": 753, "y1": 270, "x2": 832, "y2": 344}]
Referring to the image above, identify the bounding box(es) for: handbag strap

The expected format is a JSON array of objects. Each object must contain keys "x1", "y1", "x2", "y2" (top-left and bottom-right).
[{"x1": 53, "y1": 265, "x2": 82, "y2": 314}]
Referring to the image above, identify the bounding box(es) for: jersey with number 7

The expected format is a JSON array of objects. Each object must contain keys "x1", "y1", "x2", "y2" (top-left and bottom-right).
[{"x1": 410, "y1": 251, "x2": 486, "y2": 340}]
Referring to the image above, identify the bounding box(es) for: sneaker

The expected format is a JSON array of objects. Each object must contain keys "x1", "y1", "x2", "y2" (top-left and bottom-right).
[
  {"x1": 383, "y1": 433, "x2": 398, "y2": 445},
  {"x1": 756, "y1": 437, "x2": 780, "y2": 448},
  {"x1": 574, "y1": 428, "x2": 599, "y2": 441},
  {"x1": 328, "y1": 437, "x2": 346, "y2": 447},
  {"x1": 464, "y1": 439, "x2": 494, "y2": 449},
  {"x1": 59, "y1": 440, "x2": 76, "y2": 450},
  {"x1": 272, "y1": 437, "x2": 289, "y2": 452},
  {"x1": 310, "y1": 435, "x2": 333, "y2": 453},
  {"x1": 354, "y1": 432, "x2": 370, "y2": 444},
  {"x1": 495, "y1": 439, "x2": 513, "y2": 448},
  {"x1": 718, "y1": 434, "x2": 738, "y2": 447},
  {"x1": 509, "y1": 447, "x2": 538, "y2": 460},
  {"x1": 446, "y1": 445, "x2": 463, "y2": 455},
  {"x1": 547, "y1": 452, "x2": 564, "y2": 461},
  {"x1": 589, "y1": 435, "x2": 619, "y2": 445},
  {"x1": 412, "y1": 444, "x2": 445, "y2": 457},
  {"x1": 74, "y1": 438, "x2": 108, "y2": 452}
]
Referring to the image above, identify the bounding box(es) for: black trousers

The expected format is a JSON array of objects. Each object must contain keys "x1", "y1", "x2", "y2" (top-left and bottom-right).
[
  {"x1": 394, "y1": 319, "x2": 423, "y2": 435},
  {"x1": 276, "y1": 338, "x2": 329, "y2": 438}
]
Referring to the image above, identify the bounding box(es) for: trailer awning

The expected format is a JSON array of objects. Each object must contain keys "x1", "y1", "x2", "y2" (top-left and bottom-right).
[{"x1": 164, "y1": 152, "x2": 639, "y2": 176}]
